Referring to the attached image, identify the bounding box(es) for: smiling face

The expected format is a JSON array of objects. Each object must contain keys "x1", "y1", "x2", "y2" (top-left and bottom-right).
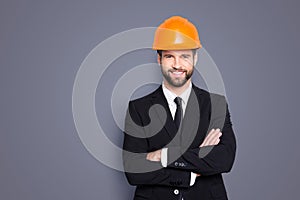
[{"x1": 158, "y1": 50, "x2": 197, "y2": 90}]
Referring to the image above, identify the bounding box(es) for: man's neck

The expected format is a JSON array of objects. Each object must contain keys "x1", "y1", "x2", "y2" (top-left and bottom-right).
[{"x1": 163, "y1": 80, "x2": 191, "y2": 96}]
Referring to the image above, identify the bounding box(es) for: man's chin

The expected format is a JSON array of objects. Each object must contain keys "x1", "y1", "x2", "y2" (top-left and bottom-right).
[
  {"x1": 163, "y1": 74, "x2": 190, "y2": 88},
  {"x1": 170, "y1": 80, "x2": 188, "y2": 88}
]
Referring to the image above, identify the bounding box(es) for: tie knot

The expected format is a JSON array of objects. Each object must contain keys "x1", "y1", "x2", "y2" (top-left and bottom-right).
[{"x1": 174, "y1": 97, "x2": 182, "y2": 107}]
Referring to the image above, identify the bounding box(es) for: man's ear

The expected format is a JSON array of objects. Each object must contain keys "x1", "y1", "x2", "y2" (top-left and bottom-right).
[
  {"x1": 193, "y1": 52, "x2": 198, "y2": 65},
  {"x1": 157, "y1": 54, "x2": 161, "y2": 65}
]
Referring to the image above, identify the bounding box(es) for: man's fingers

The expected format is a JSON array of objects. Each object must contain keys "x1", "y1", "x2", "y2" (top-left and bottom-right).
[
  {"x1": 202, "y1": 129, "x2": 215, "y2": 146},
  {"x1": 205, "y1": 128, "x2": 220, "y2": 145},
  {"x1": 210, "y1": 130, "x2": 222, "y2": 145},
  {"x1": 147, "y1": 153, "x2": 158, "y2": 161},
  {"x1": 200, "y1": 129, "x2": 212, "y2": 147},
  {"x1": 146, "y1": 150, "x2": 161, "y2": 162},
  {"x1": 200, "y1": 128, "x2": 222, "y2": 147},
  {"x1": 201, "y1": 129, "x2": 216, "y2": 147},
  {"x1": 146, "y1": 153, "x2": 151, "y2": 160}
]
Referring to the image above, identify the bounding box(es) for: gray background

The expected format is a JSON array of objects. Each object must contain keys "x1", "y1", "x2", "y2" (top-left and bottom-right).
[{"x1": 1, "y1": 0, "x2": 299, "y2": 199}]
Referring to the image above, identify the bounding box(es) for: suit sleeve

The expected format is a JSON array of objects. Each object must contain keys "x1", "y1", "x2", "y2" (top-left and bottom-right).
[
  {"x1": 122, "y1": 101, "x2": 191, "y2": 187},
  {"x1": 166, "y1": 97, "x2": 236, "y2": 176}
]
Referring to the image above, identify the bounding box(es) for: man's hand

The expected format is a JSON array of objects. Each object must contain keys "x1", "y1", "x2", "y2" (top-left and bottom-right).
[
  {"x1": 195, "y1": 128, "x2": 222, "y2": 177},
  {"x1": 200, "y1": 128, "x2": 222, "y2": 147},
  {"x1": 146, "y1": 149, "x2": 162, "y2": 162}
]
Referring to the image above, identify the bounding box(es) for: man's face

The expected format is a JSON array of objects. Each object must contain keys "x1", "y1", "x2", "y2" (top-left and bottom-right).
[{"x1": 158, "y1": 50, "x2": 196, "y2": 88}]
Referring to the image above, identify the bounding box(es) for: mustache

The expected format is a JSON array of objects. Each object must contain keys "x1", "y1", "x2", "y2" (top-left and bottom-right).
[{"x1": 169, "y1": 68, "x2": 187, "y2": 73}]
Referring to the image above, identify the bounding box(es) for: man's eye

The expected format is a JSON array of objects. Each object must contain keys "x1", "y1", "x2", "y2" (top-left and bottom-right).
[
  {"x1": 182, "y1": 55, "x2": 190, "y2": 59},
  {"x1": 164, "y1": 55, "x2": 172, "y2": 58}
]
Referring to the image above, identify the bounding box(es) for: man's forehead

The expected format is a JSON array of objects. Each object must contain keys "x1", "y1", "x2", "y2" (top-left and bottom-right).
[{"x1": 162, "y1": 50, "x2": 193, "y2": 55}]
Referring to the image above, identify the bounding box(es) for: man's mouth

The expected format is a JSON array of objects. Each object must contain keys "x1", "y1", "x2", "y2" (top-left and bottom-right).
[{"x1": 170, "y1": 70, "x2": 186, "y2": 77}]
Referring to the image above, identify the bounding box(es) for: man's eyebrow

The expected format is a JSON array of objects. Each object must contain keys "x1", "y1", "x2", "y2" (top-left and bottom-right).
[
  {"x1": 162, "y1": 53, "x2": 192, "y2": 57},
  {"x1": 181, "y1": 54, "x2": 191, "y2": 57}
]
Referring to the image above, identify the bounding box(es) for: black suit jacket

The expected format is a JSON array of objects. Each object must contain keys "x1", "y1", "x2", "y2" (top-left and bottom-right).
[{"x1": 123, "y1": 84, "x2": 236, "y2": 200}]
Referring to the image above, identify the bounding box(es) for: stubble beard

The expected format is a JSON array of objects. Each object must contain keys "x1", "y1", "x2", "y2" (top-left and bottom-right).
[{"x1": 162, "y1": 67, "x2": 194, "y2": 88}]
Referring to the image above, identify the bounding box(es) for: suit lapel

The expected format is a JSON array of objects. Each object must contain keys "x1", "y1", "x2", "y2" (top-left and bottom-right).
[
  {"x1": 149, "y1": 85, "x2": 205, "y2": 142},
  {"x1": 150, "y1": 86, "x2": 178, "y2": 139}
]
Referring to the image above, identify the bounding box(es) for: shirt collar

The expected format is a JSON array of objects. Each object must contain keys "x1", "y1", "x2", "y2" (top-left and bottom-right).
[{"x1": 162, "y1": 82, "x2": 192, "y2": 106}]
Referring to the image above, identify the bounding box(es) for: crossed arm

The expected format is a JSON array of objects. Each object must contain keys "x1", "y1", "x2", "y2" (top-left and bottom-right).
[
  {"x1": 123, "y1": 99, "x2": 236, "y2": 187},
  {"x1": 146, "y1": 128, "x2": 223, "y2": 176}
]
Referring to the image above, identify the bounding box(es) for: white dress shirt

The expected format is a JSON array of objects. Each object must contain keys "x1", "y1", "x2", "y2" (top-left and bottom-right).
[
  {"x1": 162, "y1": 82, "x2": 192, "y2": 119},
  {"x1": 161, "y1": 82, "x2": 197, "y2": 186}
]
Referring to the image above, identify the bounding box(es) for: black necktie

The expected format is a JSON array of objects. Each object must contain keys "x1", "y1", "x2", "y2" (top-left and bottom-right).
[{"x1": 174, "y1": 97, "x2": 182, "y2": 130}]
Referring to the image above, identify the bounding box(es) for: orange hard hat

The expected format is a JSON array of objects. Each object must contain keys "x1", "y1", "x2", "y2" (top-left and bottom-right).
[{"x1": 152, "y1": 16, "x2": 202, "y2": 50}]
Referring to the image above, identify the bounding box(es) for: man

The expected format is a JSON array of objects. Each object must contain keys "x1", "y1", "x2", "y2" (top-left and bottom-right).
[{"x1": 123, "y1": 16, "x2": 236, "y2": 200}]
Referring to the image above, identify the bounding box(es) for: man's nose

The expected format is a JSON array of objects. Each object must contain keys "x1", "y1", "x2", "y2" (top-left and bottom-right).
[{"x1": 173, "y1": 57, "x2": 181, "y2": 69}]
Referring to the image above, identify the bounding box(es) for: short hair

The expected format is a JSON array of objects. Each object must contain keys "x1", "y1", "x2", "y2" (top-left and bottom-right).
[{"x1": 157, "y1": 49, "x2": 197, "y2": 57}]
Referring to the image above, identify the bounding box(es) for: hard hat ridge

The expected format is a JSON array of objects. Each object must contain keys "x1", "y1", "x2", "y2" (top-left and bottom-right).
[{"x1": 152, "y1": 16, "x2": 202, "y2": 50}]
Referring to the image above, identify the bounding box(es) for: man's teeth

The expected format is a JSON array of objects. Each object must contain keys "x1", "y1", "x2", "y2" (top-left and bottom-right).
[{"x1": 172, "y1": 71, "x2": 184, "y2": 74}]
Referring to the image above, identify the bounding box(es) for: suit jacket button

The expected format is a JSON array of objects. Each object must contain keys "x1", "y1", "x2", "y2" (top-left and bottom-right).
[{"x1": 174, "y1": 189, "x2": 179, "y2": 195}]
